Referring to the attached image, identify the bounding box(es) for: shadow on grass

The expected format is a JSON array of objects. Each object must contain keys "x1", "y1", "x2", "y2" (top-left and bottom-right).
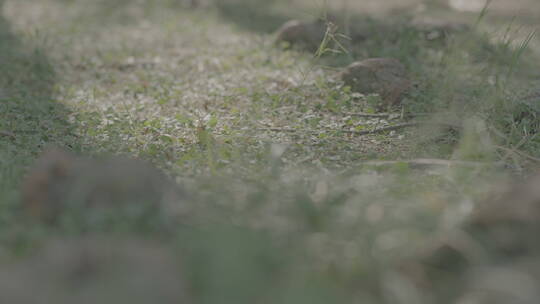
[
  {"x1": 0, "y1": 2, "x2": 78, "y2": 203},
  {"x1": 210, "y1": 0, "x2": 436, "y2": 65}
]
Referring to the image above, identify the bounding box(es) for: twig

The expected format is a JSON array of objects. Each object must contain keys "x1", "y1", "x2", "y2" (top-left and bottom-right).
[
  {"x1": 340, "y1": 123, "x2": 419, "y2": 135},
  {"x1": 256, "y1": 122, "x2": 460, "y2": 136},
  {"x1": 495, "y1": 145, "x2": 540, "y2": 163},
  {"x1": 343, "y1": 112, "x2": 397, "y2": 118},
  {"x1": 255, "y1": 124, "x2": 416, "y2": 135},
  {"x1": 0, "y1": 130, "x2": 15, "y2": 139},
  {"x1": 361, "y1": 159, "x2": 502, "y2": 170},
  {"x1": 256, "y1": 128, "x2": 297, "y2": 133},
  {"x1": 343, "y1": 112, "x2": 429, "y2": 119}
]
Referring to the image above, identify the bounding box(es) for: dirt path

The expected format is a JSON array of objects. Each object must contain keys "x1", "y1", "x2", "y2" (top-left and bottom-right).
[{"x1": 2, "y1": 0, "x2": 537, "y2": 178}]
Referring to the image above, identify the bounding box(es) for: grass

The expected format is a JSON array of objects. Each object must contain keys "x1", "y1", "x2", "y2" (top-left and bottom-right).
[{"x1": 0, "y1": 0, "x2": 539, "y2": 303}]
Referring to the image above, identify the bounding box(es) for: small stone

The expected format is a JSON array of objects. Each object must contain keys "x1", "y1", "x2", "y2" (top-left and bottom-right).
[
  {"x1": 340, "y1": 58, "x2": 411, "y2": 108},
  {"x1": 275, "y1": 19, "x2": 327, "y2": 51}
]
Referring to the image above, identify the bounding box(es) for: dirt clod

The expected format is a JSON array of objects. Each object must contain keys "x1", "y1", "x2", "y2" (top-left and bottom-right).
[
  {"x1": 275, "y1": 19, "x2": 328, "y2": 51},
  {"x1": 21, "y1": 148, "x2": 184, "y2": 223},
  {"x1": 340, "y1": 58, "x2": 411, "y2": 108}
]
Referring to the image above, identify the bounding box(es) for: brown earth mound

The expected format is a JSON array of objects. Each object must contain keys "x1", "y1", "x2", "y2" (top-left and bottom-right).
[{"x1": 340, "y1": 58, "x2": 411, "y2": 108}]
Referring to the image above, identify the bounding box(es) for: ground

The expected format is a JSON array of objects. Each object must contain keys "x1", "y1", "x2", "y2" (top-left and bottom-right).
[{"x1": 0, "y1": 0, "x2": 539, "y2": 303}]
